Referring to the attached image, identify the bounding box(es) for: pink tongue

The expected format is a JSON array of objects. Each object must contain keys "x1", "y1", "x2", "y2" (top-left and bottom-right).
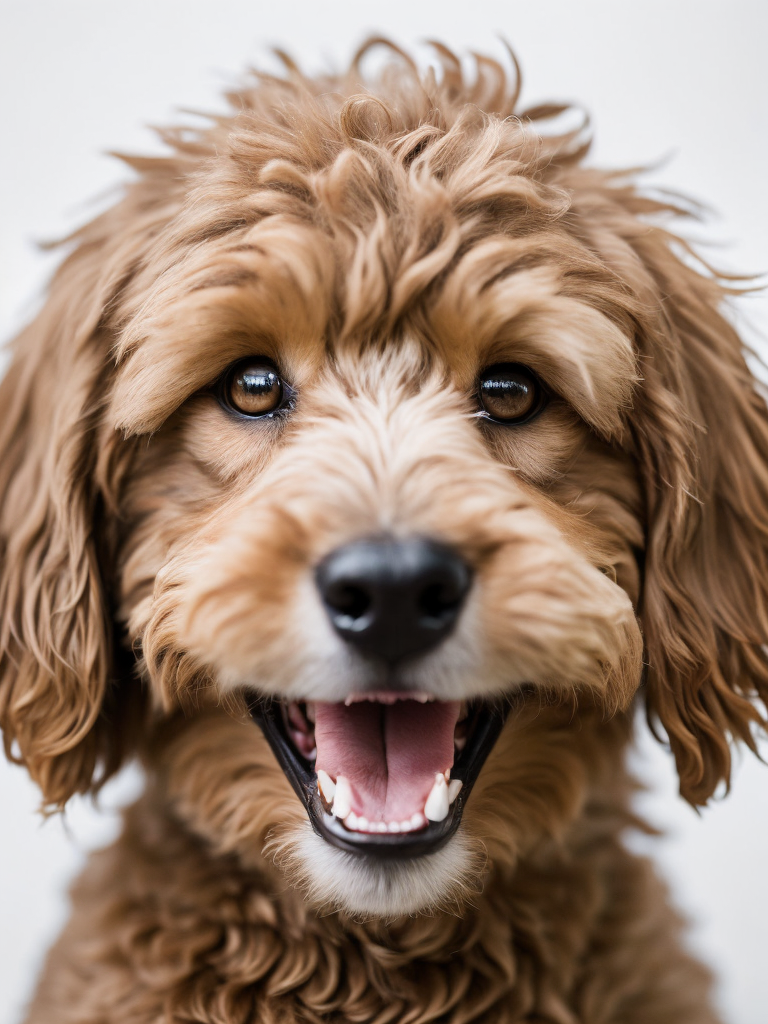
[{"x1": 314, "y1": 700, "x2": 461, "y2": 823}]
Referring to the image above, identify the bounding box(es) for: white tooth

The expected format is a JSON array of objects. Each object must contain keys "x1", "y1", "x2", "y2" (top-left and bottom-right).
[
  {"x1": 454, "y1": 735, "x2": 467, "y2": 751},
  {"x1": 316, "y1": 770, "x2": 335, "y2": 804},
  {"x1": 346, "y1": 811, "x2": 359, "y2": 829},
  {"x1": 305, "y1": 702, "x2": 316, "y2": 723},
  {"x1": 388, "y1": 821, "x2": 401, "y2": 833},
  {"x1": 424, "y1": 773, "x2": 449, "y2": 822},
  {"x1": 376, "y1": 822, "x2": 388, "y2": 833},
  {"x1": 410, "y1": 812, "x2": 426, "y2": 829},
  {"x1": 331, "y1": 776, "x2": 352, "y2": 819},
  {"x1": 307, "y1": 747, "x2": 317, "y2": 761},
  {"x1": 400, "y1": 819, "x2": 413, "y2": 831},
  {"x1": 344, "y1": 695, "x2": 355, "y2": 706},
  {"x1": 356, "y1": 815, "x2": 369, "y2": 831},
  {"x1": 447, "y1": 779, "x2": 463, "y2": 804}
]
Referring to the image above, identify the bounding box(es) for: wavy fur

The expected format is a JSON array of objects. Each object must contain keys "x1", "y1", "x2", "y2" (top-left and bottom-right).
[{"x1": 2, "y1": 40, "x2": 766, "y2": 1022}]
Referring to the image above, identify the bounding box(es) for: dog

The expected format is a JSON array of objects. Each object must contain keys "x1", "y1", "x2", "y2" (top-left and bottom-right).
[{"x1": 1, "y1": 39, "x2": 766, "y2": 1023}]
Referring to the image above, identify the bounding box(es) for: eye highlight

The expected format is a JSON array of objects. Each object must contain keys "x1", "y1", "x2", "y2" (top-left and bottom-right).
[
  {"x1": 477, "y1": 363, "x2": 547, "y2": 424},
  {"x1": 220, "y1": 359, "x2": 291, "y2": 418}
]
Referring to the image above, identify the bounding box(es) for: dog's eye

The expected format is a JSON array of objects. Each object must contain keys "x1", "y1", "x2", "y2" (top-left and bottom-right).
[
  {"x1": 477, "y1": 364, "x2": 546, "y2": 424},
  {"x1": 222, "y1": 359, "x2": 286, "y2": 418}
]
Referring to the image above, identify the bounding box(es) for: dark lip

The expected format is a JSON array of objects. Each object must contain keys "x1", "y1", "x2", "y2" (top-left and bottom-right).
[{"x1": 249, "y1": 696, "x2": 510, "y2": 860}]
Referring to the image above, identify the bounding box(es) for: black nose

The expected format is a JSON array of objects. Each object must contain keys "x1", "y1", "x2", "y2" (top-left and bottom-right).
[{"x1": 315, "y1": 536, "x2": 472, "y2": 664}]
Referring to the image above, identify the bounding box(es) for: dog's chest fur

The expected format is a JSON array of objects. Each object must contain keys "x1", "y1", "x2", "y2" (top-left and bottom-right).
[{"x1": 24, "y1": 713, "x2": 718, "y2": 1024}]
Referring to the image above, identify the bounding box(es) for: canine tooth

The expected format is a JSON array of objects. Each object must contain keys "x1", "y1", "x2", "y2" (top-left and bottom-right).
[
  {"x1": 331, "y1": 776, "x2": 352, "y2": 819},
  {"x1": 424, "y1": 774, "x2": 449, "y2": 822},
  {"x1": 317, "y1": 770, "x2": 336, "y2": 804},
  {"x1": 346, "y1": 811, "x2": 359, "y2": 829},
  {"x1": 447, "y1": 779, "x2": 463, "y2": 804},
  {"x1": 388, "y1": 821, "x2": 401, "y2": 833}
]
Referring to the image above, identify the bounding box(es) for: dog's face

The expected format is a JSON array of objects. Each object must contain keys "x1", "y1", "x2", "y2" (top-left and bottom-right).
[
  {"x1": 114, "y1": 227, "x2": 643, "y2": 911},
  {"x1": 2, "y1": 46, "x2": 767, "y2": 918}
]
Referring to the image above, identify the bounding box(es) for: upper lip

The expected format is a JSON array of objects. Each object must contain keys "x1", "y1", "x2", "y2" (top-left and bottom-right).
[{"x1": 249, "y1": 693, "x2": 510, "y2": 859}]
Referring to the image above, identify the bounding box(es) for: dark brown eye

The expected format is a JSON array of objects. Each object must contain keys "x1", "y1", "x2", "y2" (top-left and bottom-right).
[
  {"x1": 223, "y1": 359, "x2": 286, "y2": 418},
  {"x1": 478, "y1": 363, "x2": 546, "y2": 424}
]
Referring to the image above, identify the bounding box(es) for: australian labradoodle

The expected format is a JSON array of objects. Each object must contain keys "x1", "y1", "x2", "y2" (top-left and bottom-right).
[{"x1": 2, "y1": 41, "x2": 766, "y2": 1023}]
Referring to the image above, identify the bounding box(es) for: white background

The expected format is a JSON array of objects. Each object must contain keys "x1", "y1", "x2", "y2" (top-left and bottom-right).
[{"x1": 1, "y1": 2, "x2": 767, "y2": 1022}]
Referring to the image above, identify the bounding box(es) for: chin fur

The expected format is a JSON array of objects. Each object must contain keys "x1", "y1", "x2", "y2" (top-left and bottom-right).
[{"x1": 268, "y1": 822, "x2": 485, "y2": 919}]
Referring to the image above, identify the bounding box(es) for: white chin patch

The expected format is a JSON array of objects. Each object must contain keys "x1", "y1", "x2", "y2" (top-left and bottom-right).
[{"x1": 274, "y1": 823, "x2": 482, "y2": 918}]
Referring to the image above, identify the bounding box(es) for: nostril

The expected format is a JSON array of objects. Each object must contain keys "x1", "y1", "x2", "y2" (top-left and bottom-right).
[
  {"x1": 419, "y1": 580, "x2": 464, "y2": 624},
  {"x1": 324, "y1": 582, "x2": 372, "y2": 626}
]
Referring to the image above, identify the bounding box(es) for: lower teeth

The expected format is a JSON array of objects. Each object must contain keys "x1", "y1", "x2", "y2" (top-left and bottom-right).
[{"x1": 321, "y1": 772, "x2": 462, "y2": 833}]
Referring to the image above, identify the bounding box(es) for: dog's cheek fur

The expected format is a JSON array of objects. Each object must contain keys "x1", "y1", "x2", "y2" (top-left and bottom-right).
[{"x1": 549, "y1": 438, "x2": 645, "y2": 608}]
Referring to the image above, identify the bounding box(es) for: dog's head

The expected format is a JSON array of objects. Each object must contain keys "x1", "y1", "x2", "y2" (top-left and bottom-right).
[{"x1": 2, "y1": 44, "x2": 767, "y2": 917}]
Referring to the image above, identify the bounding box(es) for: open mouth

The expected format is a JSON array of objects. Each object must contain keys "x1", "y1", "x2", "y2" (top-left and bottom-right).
[{"x1": 250, "y1": 692, "x2": 509, "y2": 858}]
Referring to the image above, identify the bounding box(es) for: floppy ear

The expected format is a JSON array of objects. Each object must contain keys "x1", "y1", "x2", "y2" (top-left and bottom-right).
[
  {"x1": 0, "y1": 235, "x2": 145, "y2": 809},
  {"x1": 578, "y1": 181, "x2": 768, "y2": 803}
]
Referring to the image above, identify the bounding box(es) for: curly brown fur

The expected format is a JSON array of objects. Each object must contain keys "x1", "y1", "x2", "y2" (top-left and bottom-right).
[
  {"x1": 26, "y1": 708, "x2": 720, "y2": 1024},
  {"x1": 2, "y1": 40, "x2": 766, "y2": 1023}
]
